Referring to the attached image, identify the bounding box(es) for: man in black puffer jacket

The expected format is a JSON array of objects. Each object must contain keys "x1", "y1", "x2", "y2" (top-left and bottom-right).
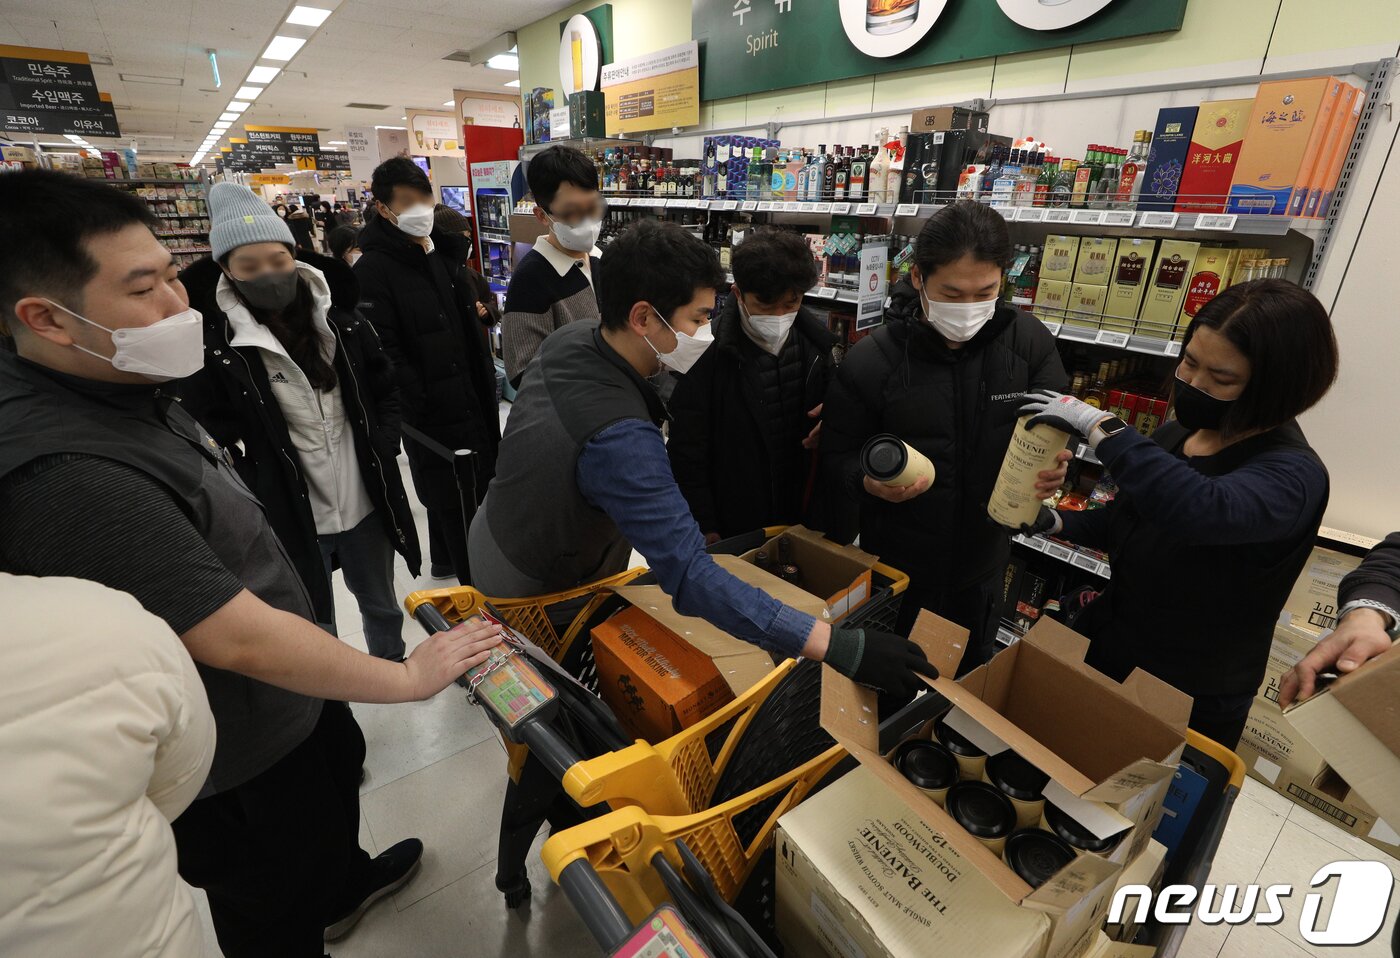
[
  {"x1": 178, "y1": 245, "x2": 420, "y2": 634},
  {"x1": 669, "y1": 229, "x2": 839, "y2": 542},
  {"x1": 354, "y1": 158, "x2": 500, "y2": 585},
  {"x1": 821, "y1": 203, "x2": 1068, "y2": 670}
]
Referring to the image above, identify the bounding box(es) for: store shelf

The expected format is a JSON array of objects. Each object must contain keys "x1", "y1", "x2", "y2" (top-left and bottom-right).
[
  {"x1": 113, "y1": 177, "x2": 205, "y2": 185},
  {"x1": 724, "y1": 272, "x2": 860, "y2": 305},
  {"x1": 1012, "y1": 532, "x2": 1111, "y2": 579},
  {"x1": 521, "y1": 136, "x2": 642, "y2": 161}
]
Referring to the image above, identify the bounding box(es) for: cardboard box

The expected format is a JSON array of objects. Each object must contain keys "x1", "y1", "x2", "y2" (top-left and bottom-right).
[
  {"x1": 1066, "y1": 283, "x2": 1109, "y2": 330},
  {"x1": 591, "y1": 605, "x2": 735, "y2": 743},
  {"x1": 1103, "y1": 238, "x2": 1157, "y2": 333},
  {"x1": 1285, "y1": 642, "x2": 1400, "y2": 832},
  {"x1": 1227, "y1": 76, "x2": 1345, "y2": 215},
  {"x1": 902, "y1": 129, "x2": 1007, "y2": 203},
  {"x1": 1084, "y1": 931, "x2": 1156, "y2": 958},
  {"x1": 1138, "y1": 107, "x2": 1198, "y2": 211},
  {"x1": 820, "y1": 611, "x2": 1191, "y2": 958},
  {"x1": 1174, "y1": 98, "x2": 1254, "y2": 214},
  {"x1": 1287, "y1": 79, "x2": 1348, "y2": 216},
  {"x1": 740, "y1": 526, "x2": 878, "y2": 621},
  {"x1": 1175, "y1": 245, "x2": 1241, "y2": 334},
  {"x1": 1104, "y1": 839, "x2": 1167, "y2": 942},
  {"x1": 776, "y1": 766, "x2": 1050, "y2": 958},
  {"x1": 1308, "y1": 83, "x2": 1363, "y2": 219},
  {"x1": 1034, "y1": 279, "x2": 1072, "y2": 323},
  {"x1": 1072, "y1": 237, "x2": 1116, "y2": 286},
  {"x1": 1280, "y1": 544, "x2": 1364, "y2": 634},
  {"x1": 1137, "y1": 240, "x2": 1200, "y2": 339},
  {"x1": 1041, "y1": 235, "x2": 1081, "y2": 283},
  {"x1": 567, "y1": 91, "x2": 606, "y2": 138},
  {"x1": 1258, "y1": 621, "x2": 1321, "y2": 703},
  {"x1": 910, "y1": 105, "x2": 991, "y2": 134}
]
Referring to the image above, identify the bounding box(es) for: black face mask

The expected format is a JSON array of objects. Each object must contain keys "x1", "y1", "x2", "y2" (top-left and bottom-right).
[
  {"x1": 1173, "y1": 376, "x2": 1235, "y2": 431},
  {"x1": 437, "y1": 232, "x2": 472, "y2": 265},
  {"x1": 233, "y1": 270, "x2": 300, "y2": 313}
]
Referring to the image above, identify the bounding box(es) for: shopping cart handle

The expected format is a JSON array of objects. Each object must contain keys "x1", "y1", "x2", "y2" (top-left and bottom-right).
[
  {"x1": 557, "y1": 859, "x2": 633, "y2": 953},
  {"x1": 412, "y1": 603, "x2": 453, "y2": 635}
]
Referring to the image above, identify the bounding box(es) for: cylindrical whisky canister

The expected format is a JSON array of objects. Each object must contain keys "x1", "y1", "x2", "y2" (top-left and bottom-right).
[
  {"x1": 1005, "y1": 829, "x2": 1076, "y2": 889},
  {"x1": 946, "y1": 781, "x2": 1015, "y2": 857},
  {"x1": 861, "y1": 434, "x2": 935, "y2": 488},
  {"x1": 1041, "y1": 802, "x2": 1125, "y2": 858},
  {"x1": 987, "y1": 415, "x2": 1069, "y2": 528},
  {"x1": 893, "y1": 739, "x2": 959, "y2": 807},
  {"x1": 933, "y1": 713, "x2": 987, "y2": 781},
  {"x1": 983, "y1": 750, "x2": 1050, "y2": 832}
]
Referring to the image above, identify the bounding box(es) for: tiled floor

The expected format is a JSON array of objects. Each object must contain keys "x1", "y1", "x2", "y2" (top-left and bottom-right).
[{"x1": 189, "y1": 403, "x2": 1400, "y2": 956}]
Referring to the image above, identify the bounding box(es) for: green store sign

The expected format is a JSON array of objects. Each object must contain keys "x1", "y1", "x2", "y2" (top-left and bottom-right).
[{"x1": 693, "y1": 0, "x2": 1188, "y2": 102}]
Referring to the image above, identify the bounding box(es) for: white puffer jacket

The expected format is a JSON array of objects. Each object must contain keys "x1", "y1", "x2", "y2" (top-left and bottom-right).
[{"x1": 0, "y1": 575, "x2": 216, "y2": 957}]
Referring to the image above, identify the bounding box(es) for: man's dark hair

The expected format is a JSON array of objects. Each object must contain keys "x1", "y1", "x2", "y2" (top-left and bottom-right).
[
  {"x1": 370, "y1": 156, "x2": 431, "y2": 205},
  {"x1": 732, "y1": 229, "x2": 819, "y2": 304},
  {"x1": 599, "y1": 220, "x2": 725, "y2": 332},
  {"x1": 914, "y1": 200, "x2": 1013, "y2": 276},
  {"x1": 1181, "y1": 278, "x2": 1338, "y2": 437},
  {"x1": 0, "y1": 168, "x2": 157, "y2": 335},
  {"x1": 327, "y1": 225, "x2": 360, "y2": 261},
  {"x1": 526, "y1": 145, "x2": 599, "y2": 211}
]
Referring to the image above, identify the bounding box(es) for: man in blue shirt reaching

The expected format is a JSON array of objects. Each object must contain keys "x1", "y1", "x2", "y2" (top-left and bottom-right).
[{"x1": 468, "y1": 219, "x2": 934, "y2": 694}]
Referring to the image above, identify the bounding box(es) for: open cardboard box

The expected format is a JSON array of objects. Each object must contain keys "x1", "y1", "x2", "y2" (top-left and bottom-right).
[
  {"x1": 1284, "y1": 640, "x2": 1400, "y2": 833},
  {"x1": 821, "y1": 611, "x2": 1190, "y2": 958},
  {"x1": 611, "y1": 554, "x2": 827, "y2": 697},
  {"x1": 739, "y1": 526, "x2": 878, "y2": 621}
]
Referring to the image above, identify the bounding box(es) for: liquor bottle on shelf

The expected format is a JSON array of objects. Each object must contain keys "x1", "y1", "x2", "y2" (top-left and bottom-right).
[
  {"x1": 1014, "y1": 244, "x2": 1041, "y2": 303},
  {"x1": 1071, "y1": 151, "x2": 1093, "y2": 207},
  {"x1": 1083, "y1": 363, "x2": 1110, "y2": 409},
  {"x1": 1092, "y1": 153, "x2": 1120, "y2": 210},
  {"x1": 822, "y1": 146, "x2": 838, "y2": 201},
  {"x1": 979, "y1": 145, "x2": 1007, "y2": 204},
  {"x1": 1049, "y1": 159, "x2": 1077, "y2": 208},
  {"x1": 886, "y1": 128, "x2": 908, "y2": 205},
  {"x1": 868, "y1": 135, "x2": 888, "y2": 202},
  {"x1": 1116, "y1": 132, "x2": 1151, "y2": 209},
  {"x1": 834, "y1": 146, "x2": 849, "y2": 201},
  {"x1": 990, "y1": 150, "x2": 1021, "y2": 209},
  {"x1": 1014, "y1": 152, "x2": 1040, "y2": 207}
]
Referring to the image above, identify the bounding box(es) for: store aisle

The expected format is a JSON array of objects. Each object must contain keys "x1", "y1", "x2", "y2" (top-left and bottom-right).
[{"x1": 185, "y1": 406, "x2": 1397, "y2": 958}]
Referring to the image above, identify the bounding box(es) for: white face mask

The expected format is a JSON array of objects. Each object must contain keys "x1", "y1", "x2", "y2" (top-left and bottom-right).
[
  {"x1": 48, "y1": 298, "x2": 204, "y2": 382},
  {"x1": 646, "y1": 307, "x2": 714, "y2": 375},
  {"x1": 388, "y1": 203, "x2": 435, "y2": 238},
  {"x1": 548, "y1": 213, "x2": 602, "y2": 253},
  {"x1": 347, "y1": 251, "x2": 362, "y2": 266},
  {"x1": 918, "y1": 286, "x2": 997, "y2": 343},
  {"x1": 739, "y1": 297, "x2": 798, "y2": 356}
]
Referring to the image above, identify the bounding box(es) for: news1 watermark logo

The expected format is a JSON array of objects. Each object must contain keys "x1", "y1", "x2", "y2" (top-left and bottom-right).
[{"x1": 1109, "y1": 860, "x2": 1395, "y2": 946}]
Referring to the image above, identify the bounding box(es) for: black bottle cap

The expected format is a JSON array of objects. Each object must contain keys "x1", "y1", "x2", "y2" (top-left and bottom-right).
[
  {"x1": 933, "y1": 713, "x2": 987, "y2": 759},
  {"x1": 946, "y1": 781, "x2": 1015, "y2": 839},
  {"x1": 894, "y1": 740, "x2": 958, "y2": 791},
  {"x1": 986, "y1": 751, "x2": 1050, "y2": 802},
  {"x1": 1043, "y1": 802, "x2": 1123, "y2": 853},
  {"x1": 1004, "y1": 829, "x2": 1076, "y2": 889},
  {"x1": 860, "y1": 434, "x2": 908, "y2": 482}
]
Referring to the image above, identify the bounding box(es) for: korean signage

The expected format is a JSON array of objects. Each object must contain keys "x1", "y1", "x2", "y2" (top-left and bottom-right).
[
  {"x1": 316, "y1": 149, "x2": 350, "y2": 171},
  {"x1": 405, "y1": 108, "x2": 461, "y2": 157},
  {"x1": 243, "y1": 124, "x2": 320, "y2": 165},
  {"x1": 600, "y1": 41, "x2": 699, "y2": 136},
  {"x1": 0, "y1": 45, "x2": 121, "y2": 137},
  {"x1": 248, "y1": 173, "x2": 291, "y2": 186},
  {"x1": 693, "y1": 0, "x2": 1187, "y2": 102},
  {"x1": 345, "y1": 127, "x2": 376, "y2": 182},
  {"x1": 455, "y1": 91, "x2": 521, "y2": 130}
]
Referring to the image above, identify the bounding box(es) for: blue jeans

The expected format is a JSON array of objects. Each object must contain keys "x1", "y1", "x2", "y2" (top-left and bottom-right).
[{"x1": 319, "y1": 512, "x2": 405, "y2": 660}]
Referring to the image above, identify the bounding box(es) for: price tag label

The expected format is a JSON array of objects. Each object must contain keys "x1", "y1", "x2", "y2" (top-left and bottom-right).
[
  {"x1": 1071, "y1": 210, "x2": 1106, "y2": 225},
  {"x1": 1195, "y1": 213, "x2": 1238, "y2": 231},
  {"x1": 1095, "y1": 330, "x2": 1130, "y2": 349},
  {"x1": 659, "y1": 199, "x2": 674, "y2": 208},
  {"x1": 1139, "y1": 211, "x2": 1179, "y2": 229},
  {"x1": 612, "y1": 198, "x2": 630, "y2": 207},
  {"x1": 1045, "y1": 543, "x2": 1073, "y2": 563},
  {"x1": 720, "y1": 201, "x2": 739, "y2": 211},
  {"x1": 855, "y1": 203, "x2": 878, "y2": 216},
  {"x1": 830, "y1": 202, "x2": 850, "y2": 215},
  {"x1": 757, "y1": 201, "x2": 775, "y2": 211},
  {"x1": 1165, "y1": 340, "x2": 1182, "y2": 357},
  {"x1": 1044, "y1": 208, "x2": 1073, "y2": 223},
  {"x1": 814, "y1": 287, "x2": 839, "y2": 300},
  {"x1": 1025, "y1": 536, "x2": 1048, "y2": 553},
  {"x1": 1071, "y1": 553, "x2": 1101, "y2": 573},
  {"x1": 695, "y1": 200, "x2": 710, "y2": 210},
  {"x1": 1017, "y1": 208, "x2": 1047, "y2": 223},
  {"x1": 1042, "y1": 321, "x2": 1062, "y2": 337},
  {"x1": 895, "y1": 203, "x2": 919, "y2": 217},
  {"x1": 1099, "y1": 562, "x2": 1112, "y2": 580},
  {"x1": 814, "y1": 202, "x2": 833, "y2": 213},
  {"x1": 740, "y1": 201, "x2": 758, "y2": 211},
  {"x1": 1102, "y1": 210, "x2": 1135, "y2": 227}
]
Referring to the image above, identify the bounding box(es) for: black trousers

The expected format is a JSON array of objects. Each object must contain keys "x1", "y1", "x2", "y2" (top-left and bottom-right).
[
  {"x1": 173, "y1": 701, "x2": 373, "y2": 958},
  {"x1": 1186, "y1": 692, "x2": 1254, "y2": 752},
  {"x1": 405, "y1": 439, "x2": 486, "y2": 586},
  {"x1": 895, "y1": 573, "x2": 1000, "y2": 677}
]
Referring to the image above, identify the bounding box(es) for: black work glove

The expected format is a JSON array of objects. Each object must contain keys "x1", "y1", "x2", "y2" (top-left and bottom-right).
[
  {"x1": 1018, "y1": 505, "x2": 1062, "y2": 538},
  {"x1": 825, "y1": 627, "x2": 939, "y2": 697}
]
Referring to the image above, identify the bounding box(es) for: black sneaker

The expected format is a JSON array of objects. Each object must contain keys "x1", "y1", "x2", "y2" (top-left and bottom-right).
[
  {"x1": 429, "y1": 564, "x2": 455, "y2": 580},
  {"x1": 324, "y1": 838, "x2": 424, "y2": 941}
]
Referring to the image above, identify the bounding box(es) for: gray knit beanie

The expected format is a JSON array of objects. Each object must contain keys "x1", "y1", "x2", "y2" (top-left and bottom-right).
[{"x1": 209, "y1": 182, "x2": 295, "y2": 260}]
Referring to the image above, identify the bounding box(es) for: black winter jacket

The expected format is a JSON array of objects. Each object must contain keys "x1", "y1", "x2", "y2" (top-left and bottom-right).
[
  {"x1": 353, "y1": 216, "x2": 500, "y2": 479},
  {"x1": 669, "y1": 297, "x2": 839, "y2": 539},
  {"x1": 1339, "y1": 532, "x2": 1400, "y2": 614},
  {"x1": 176, "y1": 249, "x2": 421, "y2": 627},
  {"x1": 820, "y1": 280, "x2": 1068, "y2": 590}
]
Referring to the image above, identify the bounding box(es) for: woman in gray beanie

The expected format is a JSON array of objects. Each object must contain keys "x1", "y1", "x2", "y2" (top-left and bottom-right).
[{"x1": 177, "y1": 182, "x2": 421, "y2": 671}]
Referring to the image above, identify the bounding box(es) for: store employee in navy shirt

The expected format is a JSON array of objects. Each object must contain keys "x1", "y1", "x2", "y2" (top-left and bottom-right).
[{"x1": 469, "y1": 219, "x2": 934, "y2": 695}]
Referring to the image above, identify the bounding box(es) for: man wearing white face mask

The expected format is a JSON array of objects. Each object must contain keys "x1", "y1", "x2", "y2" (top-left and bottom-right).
[
  {"x1": 472, "y1": 220, "x2": 939, "y2": 699},
  {"x1": 501, "y1": 145, "x2": 603, "y2": 388},
  {"x1": 355, "y1": 157, "x2": 500, "y2": 586},
  {"x1": 669, "y1": 229, "x2": 840, "y2": 542},
  {"x1": 821, "y1": 202, "x2": 1070, "y2": 673}
]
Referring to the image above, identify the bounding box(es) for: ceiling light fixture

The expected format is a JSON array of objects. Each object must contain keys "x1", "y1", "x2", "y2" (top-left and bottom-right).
[
  {"x1": 261, "y1": 36, "x2": 306, "y2": 61},
  {"x1": 219, "y1": 112, "x2": 238, "y2": 122},
  {"x1": 504, "y1": 79, "x2": 520, "y2": 88},
  {"x1": 212, "y1": 121, "x2": 232, "y2": 131},
  {"x1": 374, "y1": 125, "x2": 406, "y2": 131},
  {"x1": 235, "y1": 85, "x2": 263, "y2": 100},
  {"x1": 485, "y1": 53, "x2": 518, "y2": 71},
  {"x1": 442, "y1": 99, "x2": 454, "y2": 106},
  {"x1": 247, "y1": 65, "x2": 281, "y2": 84},
  {"x1": 285, "y1": 4, "x2": 332, "y2": 26},
  {"x1": 227, "y1": 101, "x2": 251, "y2": 113}
]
